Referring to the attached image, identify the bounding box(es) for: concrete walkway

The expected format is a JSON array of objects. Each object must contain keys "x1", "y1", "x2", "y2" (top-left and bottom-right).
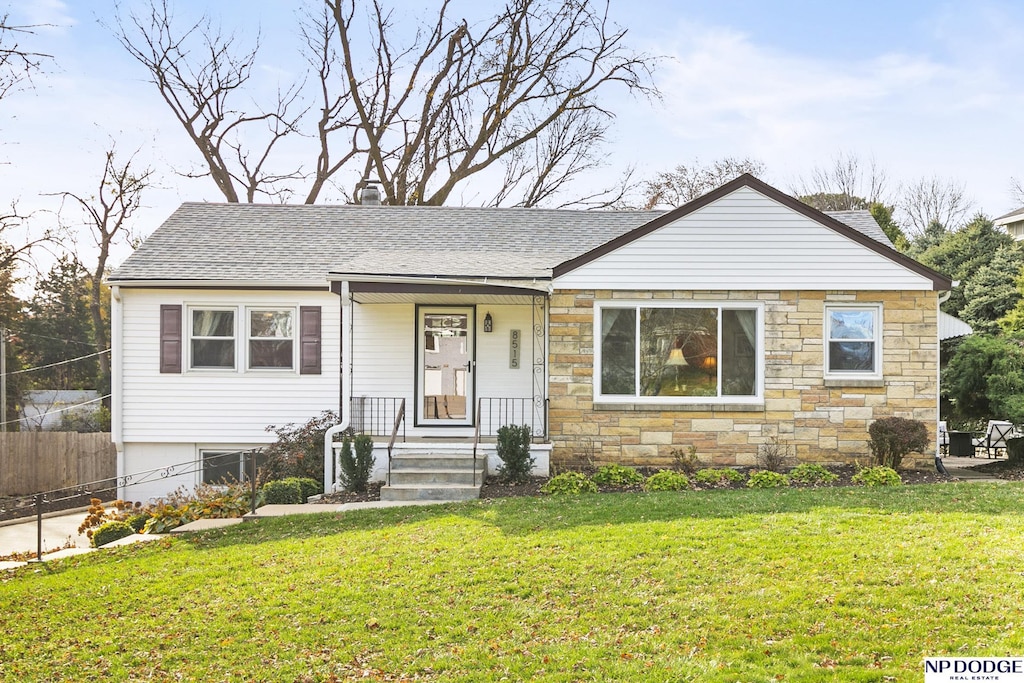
[
  {"x1": 0, "y1": 498, "x2": 453, "y2": 570},
  {"x1": 939, "y1": 454, "x2": 1009, "y2": 482}
]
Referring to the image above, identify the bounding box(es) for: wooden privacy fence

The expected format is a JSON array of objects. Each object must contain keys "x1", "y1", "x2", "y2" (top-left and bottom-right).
[{"x1": 0, "y1": 432, "x2": 116, "y2": 496}]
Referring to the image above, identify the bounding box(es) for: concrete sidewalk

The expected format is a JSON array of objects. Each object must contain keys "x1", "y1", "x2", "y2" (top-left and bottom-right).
[{"x1": 0, "y1": 498, "x2": 453, "y2": 570}]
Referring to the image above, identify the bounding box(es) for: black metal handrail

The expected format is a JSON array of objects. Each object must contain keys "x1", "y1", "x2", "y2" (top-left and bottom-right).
[
  {"x1": 386, "y1": 398, "x2": 406, "y2": 486},
  {"x1": 472, "y1": 397, "x2": 482, "y2": 486},
  {"x1": 350, "y1": 396, "x2": 407, "y2": 438},
  {"x1": 2, "y1": 447, "x2": 262, "y2": 561},
  {"x1": 476, "y1": 397, "x2": 545, "y2": 441}
]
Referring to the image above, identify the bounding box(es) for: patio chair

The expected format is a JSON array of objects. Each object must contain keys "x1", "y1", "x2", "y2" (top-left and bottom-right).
[
  {"x1": 972, "y1": 420, "x2": 1015, "y2": 458},
  {"x1": 938, "y1": 421, "x2": 949, "y2": 456}
]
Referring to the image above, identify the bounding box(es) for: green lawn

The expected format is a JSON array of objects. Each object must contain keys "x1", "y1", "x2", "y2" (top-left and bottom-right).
[{"x1": 2, "y1": 484, "x2": 1024, "y2": 681}]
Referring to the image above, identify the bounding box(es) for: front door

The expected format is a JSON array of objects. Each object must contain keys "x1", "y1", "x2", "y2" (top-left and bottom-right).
[{"x1": 417, "y1": 307, "x2": 474, "y2": 426}]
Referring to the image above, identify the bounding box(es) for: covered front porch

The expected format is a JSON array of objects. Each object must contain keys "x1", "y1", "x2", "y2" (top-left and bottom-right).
[{"x1": 325, "y1": 278, "x2": 551, "y2": 498}]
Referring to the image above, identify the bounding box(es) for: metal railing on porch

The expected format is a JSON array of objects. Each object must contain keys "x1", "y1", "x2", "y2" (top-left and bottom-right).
[{"x1": 349, "y1": 396, "x2": 546, "y2": 440}]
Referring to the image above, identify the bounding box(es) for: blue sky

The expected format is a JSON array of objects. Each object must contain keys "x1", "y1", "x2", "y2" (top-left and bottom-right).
[{"x1": 2, "y1": 0, "x2": 1023, "y2": 270}]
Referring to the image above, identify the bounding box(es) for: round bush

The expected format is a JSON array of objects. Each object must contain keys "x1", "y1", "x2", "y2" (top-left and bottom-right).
[
  {"x1": 592, "y1": 464, "x2": 644, "y2": 487},
  {"x1": 643, "y1": 470, "x2": 690, "y2": 492},
  {"x1": 694, "y1": 468, "x2": 745, "y2": 487},
  {"x1": 746, "y1": 470, "x2": 790, "y2": 489},
  {"x1": 788, "y1": 463, "x2": 839, "y2": 486},
  {"x1": 262, "y1": 479, "x2": 304, "y2": 505},
  {"x1": 92, "y1": 520, "x2": 136, "y2": 548},
  {"x1": 541, "y1": 472, "x2": 597, "y2": 495},
  {"x1": 126, "y1": 513, "x2": 150, "y2": 533},
  {"x1": 851, "y1": 466, "x2": 902, "y2": 487}
]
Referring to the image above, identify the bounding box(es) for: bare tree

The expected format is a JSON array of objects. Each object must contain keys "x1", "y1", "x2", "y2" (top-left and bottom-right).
[
  {"x1": 0, "y1": 206, "x2": 50, "y2": 272},
  {"x1": 898, "y1": 175, "x2": 973, "y2": 235},
  {"x1": 328, "y1": 0, "x2": 657, "y2": 206},
  {"x1": 52, "y1": 148, "x2": 154, "y2": 398},
  {"x1": 116, "y1": 0, "x2": 658, "y2": 206},
  {"x1": 794, "y1": 152, "x2": 889, "y2": 211},
  {"x1": 641, "y1": 157, "x2": 766, "y2": 209},
  {"x1": 1010, "y1": 176, "x2": 1024, "y2": 208},
  {"x1": 113, "y1": 0, "x2": 304, "y2": 203},
  {"x1": 0, "y1": 14, "x2": 49, "y2": 100}
]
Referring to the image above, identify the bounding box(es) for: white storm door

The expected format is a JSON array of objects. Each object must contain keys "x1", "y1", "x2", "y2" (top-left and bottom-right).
[{"x1": 417, "y1": 307, "x2": 474, "y2": 426}]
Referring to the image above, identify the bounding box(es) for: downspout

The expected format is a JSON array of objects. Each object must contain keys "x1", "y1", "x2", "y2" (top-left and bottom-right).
[
  {"x1": 324, "y1": 281, "x2": 352, "y2": 492},
  {"x1": 111, "y1": 286, "x2": 125, "y2": 497},
  {"x1": 935, "y1": 284, "x2": 957, "y2": 473}
]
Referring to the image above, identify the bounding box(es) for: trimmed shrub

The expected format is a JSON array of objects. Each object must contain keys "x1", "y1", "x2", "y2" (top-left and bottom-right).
[
  {"x1": 747, "y1": 470, "x2": 790, "y2": 489},
  {"x1": 541, "y1": 472, "x2": 597, "y2": 495},
  {"x1": 867, "y1": 417, "x2": 928, "y2": 469},
  {"x1": 496, "y1": 424, "x2": 535, "y2": 483},
  {"x1": 262, "y1": 479, "x2": 303, "y2": 505},
  {"x1": 295, "y1": 477, "x2": 321, "y2": 501},
  {"x1": 593, "y1": 463, "x2": 643, "y2": 487},
  {"x1": 126, "y1": 513, "x2": 149, "y2": 533},
  {"x1": 92, "y1": 521, "x2": 135, "y2": 548},
  {"x1": 694, "y1": 468, "x2": 745, "y2": 487},
  {"x1": 644, "y1": 470, "x2": 690, "y2": 492},
  {"x1": 788, "y1": 463, "x2": 839, "y2": 486},
  {"x1": 852, "y1": 466, "x2": 902, "y2": 487},
  {"x1": 338, "y1": 434, "x2": 375, "y2": 492}
]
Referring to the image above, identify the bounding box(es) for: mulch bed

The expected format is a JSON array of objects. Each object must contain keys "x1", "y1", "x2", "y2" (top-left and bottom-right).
[{"x1": 314, "y1": 462, "x2": 1006, "y2": 505}]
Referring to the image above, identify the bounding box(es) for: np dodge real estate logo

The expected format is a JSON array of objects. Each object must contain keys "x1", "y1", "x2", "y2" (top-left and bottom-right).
[{"x1": 925, "y1": 658, "x2": 1024, "y2": 682}]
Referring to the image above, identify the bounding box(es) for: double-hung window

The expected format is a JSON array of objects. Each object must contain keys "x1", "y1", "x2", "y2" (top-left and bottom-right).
[
  {"x1": 596, "y1": 302, "x2": 762, "y2": 402},
  {"x1": 248, "y1": 309, "x2": 294, "y2": 369},
  {"x1": 190, "y1": 308, "x2": 236, "y2": 369},
  {"x1": 824, "y1": 305, "x2": 881, "y2": 379}
]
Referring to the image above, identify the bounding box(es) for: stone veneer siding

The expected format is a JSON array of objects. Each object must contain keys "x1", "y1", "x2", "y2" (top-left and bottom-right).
[{"x1": 547, "y1": 289, "x2": 938, "y2": 470}]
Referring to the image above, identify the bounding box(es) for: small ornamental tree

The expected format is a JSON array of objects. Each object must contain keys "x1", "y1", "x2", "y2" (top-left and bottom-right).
[
  {"x1": 338, "y1": 434, "x2": 375, "y2": 492},
  {"x1": 867, "y1": 417, "x2": 929, "y2": 469},
  {"x1": 496, "y1": 424, "x2": 534, "y2": 484}
]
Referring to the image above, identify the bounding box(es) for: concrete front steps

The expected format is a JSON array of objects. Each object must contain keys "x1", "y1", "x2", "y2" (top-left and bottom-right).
[{"x1": 381, "y1": 451, "x2": 487, "y2": 501}]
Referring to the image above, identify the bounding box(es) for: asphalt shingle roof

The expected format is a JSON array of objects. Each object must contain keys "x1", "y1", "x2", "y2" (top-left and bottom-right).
[{"x1": 109, "y1": 202, "x2": 892, "y2": 284}]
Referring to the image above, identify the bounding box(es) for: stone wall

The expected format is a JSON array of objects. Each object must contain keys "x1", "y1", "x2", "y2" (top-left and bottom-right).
[{"x1": 547, "y1": 289, "x2": 938, "y2": 470}]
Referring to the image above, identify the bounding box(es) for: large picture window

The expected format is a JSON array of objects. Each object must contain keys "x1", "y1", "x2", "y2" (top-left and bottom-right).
[
  {"x1": 249, "y1": 309, "x2": 294, "y2": 369},
  {"x1": 825, "y1": 305, "x2": 881, "y2": 377},
  {"x1": 597, "y1": 303, "x2": 760, "y2": 402},
  {"x1": 190, "y1": 309, "x2": 235, "y2": 369}
]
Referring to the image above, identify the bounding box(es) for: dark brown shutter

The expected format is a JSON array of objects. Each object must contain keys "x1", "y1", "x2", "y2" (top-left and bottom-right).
[
  {"x1": 299, "y1": 306, "x2": 321, "y2": 375},
  {"x1": 159, "y1": 305, "x2": 182, "y2": 373}
]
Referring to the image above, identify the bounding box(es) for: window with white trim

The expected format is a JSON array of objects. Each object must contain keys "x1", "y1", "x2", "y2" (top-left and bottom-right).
[
  {"x1": 248, "y1": 309, "x2": 294, "y2": 369},
  {"x1": 824, "y1": 305, "x2": 882, "y2": 377},
  {"x1": 190, "y1": 308, "x2": 236, "y2": 369},
  {"x1": 201, "y1": 449, "x2": 247, "y2": 484},
  {"x1": 596, "y1": 303, "x2": 761, "y2": 402}
]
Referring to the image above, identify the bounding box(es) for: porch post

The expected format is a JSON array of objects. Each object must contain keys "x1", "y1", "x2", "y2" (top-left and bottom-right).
[{"x1": 532, "y1": 294, "x2": 547, "y2": 440}]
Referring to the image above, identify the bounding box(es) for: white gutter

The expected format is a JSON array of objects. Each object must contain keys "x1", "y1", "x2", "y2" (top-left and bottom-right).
[
  {"x1": 324, "y1": 280, "x2": 352, "y2": 492},
  {"x1": 111, "y1": 286, "x2": 125, "y2": 497},
  {"x1": 326, "y1": 273, "x2": 551, "y2": 292}
]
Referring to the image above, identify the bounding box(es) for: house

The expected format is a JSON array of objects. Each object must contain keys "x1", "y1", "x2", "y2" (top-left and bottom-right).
[
  {"x1": 108, "y1": 174, "x2": 952, "y2": 502},
  {"x1": 994, "y1": 206, "x2": 1024, "y2": 240},
  {"x1": 20, "y1": 389, "x2": 102, "y2": 431}
]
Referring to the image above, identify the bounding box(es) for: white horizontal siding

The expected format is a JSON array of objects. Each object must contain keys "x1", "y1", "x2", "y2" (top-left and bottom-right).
[
  {"x1": 554, "y1": 187, "x2": 934, "y2": 291},
  {"x1": 119, "y1": 289, "x2": 340, "y2": 443},
  {"x1": 351, "y1": 302, "x2": 537, "y2": 432},
  {"x1": 351, "y1": 304, "x2": 414, "y2": 401}
]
